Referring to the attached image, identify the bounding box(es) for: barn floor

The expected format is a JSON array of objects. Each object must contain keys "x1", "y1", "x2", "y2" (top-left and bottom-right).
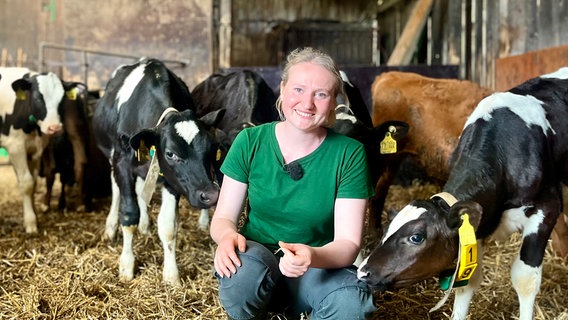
[{"x1": 0, "y1": 163, "x2": 568, "y2": 319}]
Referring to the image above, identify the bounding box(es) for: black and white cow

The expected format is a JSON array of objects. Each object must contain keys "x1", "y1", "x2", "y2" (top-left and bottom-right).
[
  {"x1": 357, "y1": 67, "x2": 568, "y2": 320},
  {"x1": 192, "y1": 69, "x2": 278, "y2": 176},
  {"x1": 40, "y1": 82, "x2": 91, "y2": 212},
  {"x1": 338, "y1": 70, "x2": 373, "y2": 128},
  {"x1": 191, "y1": 69, "x2": 279, "y2": 143},
  {"x1": 0, "y1": 67, "x2": 64, "y2": 233},
  {"x1": 333, "y1": 96, "x2": 409, "y2": 232},
  {"x1": 192, "y1": 69, "x2": 279, "y2": 186},
  {"x1": 333, "y1": 105, "x2": 409, "y2": 209},
  {"x1": 92, "y1": 58, "x2": 224, "y2": 285}
]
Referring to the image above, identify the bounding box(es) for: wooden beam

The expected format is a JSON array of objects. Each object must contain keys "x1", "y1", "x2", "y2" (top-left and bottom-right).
[
  {"x1": 387, "y1": 0, "x2": 433, "y2": 65},
  {"x1": 376, "y1": 0, "x2": 404, "y2": 14},
  {"x1": 218, "y1": 0, "x2": 232, "y2": 69}
]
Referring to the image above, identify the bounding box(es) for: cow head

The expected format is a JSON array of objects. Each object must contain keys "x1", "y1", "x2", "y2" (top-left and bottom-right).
[
  {"x1": 333, "y1": 104, "x2": 409, "y2": 183},
  {"x1": 60, "y1": 82, "x2": 89, "y2": 130},
  {"x1": 11, "y1": 72, "x2": 64, "y2": 135},
  {"x1": 129, "y1": 108, "x2": 225, "y2": 209},
  {"x1": 333, "y1": 104, "x2": 408, "y2": 144},
  {"x1": 357, "y1": 196, "x2": 482, "y2": 291}
]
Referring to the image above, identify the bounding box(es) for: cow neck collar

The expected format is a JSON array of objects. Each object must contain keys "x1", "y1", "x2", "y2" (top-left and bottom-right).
[
  {"x1": 430, "y1": 191, "x2": 477, "y2": 313},
  {"x1": 430, "y1": 192, "x2": 458, "y2": 206},
  {"x1": 139, "y1": 107, "x2": 178, "y2": 205},
  {"x1": 429, "y1": 192, "x2": 459, "y2": 312},
  {"x1": 156, "y1": 107, "x2": 178, "y2": 126}
]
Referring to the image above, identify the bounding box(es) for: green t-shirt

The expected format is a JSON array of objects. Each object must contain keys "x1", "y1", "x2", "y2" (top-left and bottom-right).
[{"x1": 221, "y1": 121, "x2": 374, "y2": 252}]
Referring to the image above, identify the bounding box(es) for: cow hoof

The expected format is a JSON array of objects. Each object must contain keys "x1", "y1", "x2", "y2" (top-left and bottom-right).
[
  {"x1": 119, "y1": 256, "x2": 135, "y2": 282},
  {"x1": 163, "y1": 272, "x2": 181, "y2": 287},
  {"x1": 39, "y1": 203, "x2": 50, "y2": 213},
  {"x1": 105, "y1": 222, "x2": 119, "y2": 242},
  {"x1": 119, "y1": 271, "x2": 134, "y2": 282},
  {"x1": 105, "y1": 228, "x2": 117, "y2": 243},
  {"x1": 138, "y1": 222, "x2": 152, "y2": 236},
  {"x1": 24, "y1": 224, "x2": 38, "y2": 234}
]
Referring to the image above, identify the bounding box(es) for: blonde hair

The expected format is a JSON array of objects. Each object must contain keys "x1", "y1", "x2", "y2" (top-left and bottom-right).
[{"x1": 276, "y1": 47, "x2": 344, "y2": 128}]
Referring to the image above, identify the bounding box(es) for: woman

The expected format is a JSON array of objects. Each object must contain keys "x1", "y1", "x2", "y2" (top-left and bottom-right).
[{"x1": 210, "y1": 47, "x2": 376, "y2": 319}]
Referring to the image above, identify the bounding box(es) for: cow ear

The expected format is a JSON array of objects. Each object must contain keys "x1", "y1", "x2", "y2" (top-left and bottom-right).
[
  {"x1": 61, "y1": 81, "x2": 74, "y2": 91},
  {"x1": 61, "y1": 81, "x2": 85, "y2": 91},
  {"x1": 373, "y1": 120, "x2": 409, "y2": 142},
  {"x1": 11, "y1": 78, "x2": 32, "y2": 92},
  {"x1": 448, "y1": 200, "x2": 483, "y2": 230},
  {"x1": 200, "y1": 108, "x2": 226, "y2": 127},
  {"x1": 386, "y1": 208, "x2": 399, "y2": 223},
  {"x1": 129, "y1": 129, "x2": 158, "y2": 151}
]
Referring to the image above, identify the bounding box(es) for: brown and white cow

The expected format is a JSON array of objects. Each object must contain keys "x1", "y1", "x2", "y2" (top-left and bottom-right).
[
  {"x1": 0, "y1": 67, "x2": 64, "y2": 233},
  {"x1": 369, "y1": 71, "x2": 494, "y2": 233},
  {"x1": 358, "y1": 67, "x2": 568, "y2": 320},
  {"x1": 92, "y1": 58, "x2": 224, "y2": 285}
]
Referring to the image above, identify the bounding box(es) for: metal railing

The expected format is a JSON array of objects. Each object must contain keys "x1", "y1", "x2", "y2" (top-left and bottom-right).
[{"x1": 38, "y1": 42, "x2": 189, "y2": 87}]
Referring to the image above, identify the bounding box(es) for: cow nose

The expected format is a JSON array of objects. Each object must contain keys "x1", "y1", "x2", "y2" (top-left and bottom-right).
[
  {"x1": 200, "y1": 188, "x2": 219, "y2": 205},
  {"x1": 47, "y1": 123, "x2": 63, "y2": 135}
]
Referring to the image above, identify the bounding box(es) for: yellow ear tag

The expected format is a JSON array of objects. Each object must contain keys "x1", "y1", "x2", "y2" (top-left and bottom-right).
[
  {"x1": 66, "y1": 88, "x2": 77, "y2": 100},
  {"x1": 216, "y1": 148, "x2": 222, "y2": 161},
  {"x1": 16, "y1": 89, "x2": 26, "y2": 100},
  {"x1": 456, "y1": 214, "x2": 478, "y2": 282},
  {"x1": 380, "y1": 132, "x2": 397, "y2": 154},
  {"x1": 136, "y1": 140, "x2": 151, "y2": 162}
]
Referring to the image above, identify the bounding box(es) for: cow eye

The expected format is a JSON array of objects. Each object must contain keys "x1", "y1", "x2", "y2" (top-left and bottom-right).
[
  {"x1": 165, "y1": 150, "x2": 180, "y2": 162},
  {"x1": 408, "y1": 234, "x2": 424, "y2": 245}
]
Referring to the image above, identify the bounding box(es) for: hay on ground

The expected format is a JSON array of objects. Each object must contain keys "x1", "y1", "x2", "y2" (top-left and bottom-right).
[{"x1": 1, "y1": 167, "x2": 567, "y2": 319}]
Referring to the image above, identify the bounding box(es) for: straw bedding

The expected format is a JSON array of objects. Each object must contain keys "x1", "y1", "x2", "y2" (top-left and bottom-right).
[{"x1": 0, "y1": 164, "x2": 567, "y2": 319}]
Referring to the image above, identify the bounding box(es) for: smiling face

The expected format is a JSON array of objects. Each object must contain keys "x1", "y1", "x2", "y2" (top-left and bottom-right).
[{"x1": 279, "y1": 62, "x2": 337, "y2": 131}]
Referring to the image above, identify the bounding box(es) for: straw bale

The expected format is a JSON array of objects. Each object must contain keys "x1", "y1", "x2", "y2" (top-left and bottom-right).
[{"x1": 0, "y1": 166, "x2": 567, "y2": 319}]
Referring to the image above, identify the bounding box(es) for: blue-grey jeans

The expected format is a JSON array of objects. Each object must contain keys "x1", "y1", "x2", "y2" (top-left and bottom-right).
[{"x1": 214, "y1": 240, "x2": 376, "y2": 320}]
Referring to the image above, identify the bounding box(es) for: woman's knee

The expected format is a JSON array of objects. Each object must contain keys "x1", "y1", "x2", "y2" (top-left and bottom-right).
[
  {"x1": 312, "y1": 285, "x2": 376, "y2": 320},
  {"x1": 216, "y1": 241, "x2": 281, "y2": 319}
]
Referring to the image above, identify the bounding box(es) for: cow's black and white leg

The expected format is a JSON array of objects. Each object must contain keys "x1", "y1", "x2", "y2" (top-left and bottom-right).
[
  {"x1": 42, "y1": 167, "x2": 56, "y2": 213},
  {"x1": 115, "y1": 155, "x2": 141, "y2": 282},
  {"x1": 6, "y1": 137, "x2": 38, "y2": 233},
  {"x1": 105, "y1": 168, "x2": 120, "y2": 241},
  {"x1": 452, "y1": 241, "x2": 484, "y2": 320},
  {"x1": 135, "y1": 176, "x2": 151, "y2": 235},
  {"x1": 157, "y1": 187, "x2": 181, "y2": 286},
  {"x1": 511, "y1": 256, "x2": 542, "y2": 320},
  {"x1": 198, "y1": 208, "x2": 210, "y2": 230},
  {"x1": 511, "y1": 207, "x2": 556, "y2": 320}
]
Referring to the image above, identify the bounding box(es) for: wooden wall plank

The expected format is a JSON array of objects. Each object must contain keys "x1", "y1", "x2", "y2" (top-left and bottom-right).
[
  {"x1": 538, "y1": 0, "x2": 555, "y2": 48},
  {"x1": 444, "y1": 0, "x2": 462, "y2": 66},
  {"x1": 387, "y1": 0, "x2": 434, "y2": 65},
  {"x1": 495, "y1": 44, "x2": 568, "y2": 91}
]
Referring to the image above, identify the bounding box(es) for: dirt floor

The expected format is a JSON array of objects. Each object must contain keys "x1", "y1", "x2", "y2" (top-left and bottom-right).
[{"x1": 0, "y1": 162, "x2": 568, "y2": 319}]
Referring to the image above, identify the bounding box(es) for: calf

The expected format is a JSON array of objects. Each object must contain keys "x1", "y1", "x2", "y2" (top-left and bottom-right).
[
  {"x1": 357, "y1": 67, "x2": 568, "y2": 320},
  {"x1": 40, "y1": 82, "x2": 90, "y2": 212},
  {"x1": 0, "y1": 67, "x2": 64, "y2": 233},
  {"x1": 92, "y1": 58, "x2": 224, "y2": 285},
  {"x1": 370, "y1": 71, "x2": 494, "y2": 233},
  {"x1": 82, "y1": 90, "x2": 112, "y2": 211},
  {"x1": 333, "y1": 105, "x2": 409, "y2": 210},
  {"x1": 338, "y1": 70, "x2": 373, "y2": 128},
  {"x1": 192, "y1": 70, "x2": 278, "y2": 142},
  {"x1": 192, "y1": 70, "x2": 279, "y2": 182}
]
